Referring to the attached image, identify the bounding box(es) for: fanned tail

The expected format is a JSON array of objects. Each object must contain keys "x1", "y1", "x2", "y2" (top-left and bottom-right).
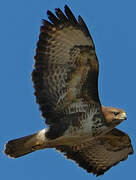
[{"x1": 4, "y1": 129, "x2": 47, "y2": 158}]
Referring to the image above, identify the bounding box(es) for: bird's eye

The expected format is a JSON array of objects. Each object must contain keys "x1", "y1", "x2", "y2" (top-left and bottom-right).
[{"x1": 113, "y1": 111, "x2": 120, "y2": 116}]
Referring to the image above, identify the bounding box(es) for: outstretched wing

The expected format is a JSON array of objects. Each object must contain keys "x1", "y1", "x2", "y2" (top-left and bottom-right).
[
  {"x1": 56, "y1": 128, "x2": 133, "y2": 176},
  {"x1": 32, "y1": 5, "x2": 103, "y2": 130}
]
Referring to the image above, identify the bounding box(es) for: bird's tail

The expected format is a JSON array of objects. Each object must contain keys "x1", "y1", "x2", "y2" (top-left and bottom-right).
[{"x1": 4, "y1": 129, "x2": 48, "y2": 158}]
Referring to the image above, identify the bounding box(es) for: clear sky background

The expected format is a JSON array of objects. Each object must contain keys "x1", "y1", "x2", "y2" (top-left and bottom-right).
[{"x1": 1, "y1": 0, "x2": 136, "y2": 179}]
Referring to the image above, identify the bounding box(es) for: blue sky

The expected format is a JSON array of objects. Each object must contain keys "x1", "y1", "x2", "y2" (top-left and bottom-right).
[{"x1": 1, "y1": 0, "x2": 136, "y2": 179}]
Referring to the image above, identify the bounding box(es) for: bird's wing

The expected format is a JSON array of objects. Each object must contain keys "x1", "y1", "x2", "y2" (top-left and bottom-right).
[
  {"x1": 56, "y1": 128, "x2": 133, "y2": 176},
  {"x1": 32, "y1": 5, "x2": 103, "y2": 128}
]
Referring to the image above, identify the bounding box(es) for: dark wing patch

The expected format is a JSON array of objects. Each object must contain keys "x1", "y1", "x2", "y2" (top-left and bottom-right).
[
  {"x1": 64, "y1": 5, "x2": 78, "y2": 25},
  {"x1": 78, "y1": 16, "x2": 95, "y2": 46},
  {"x1": 32, "y1": 5, "x2": 102, "y2": 129},
  {"x1": 56, "y1": 128, "x2": 133, "y2": 176},
  {"x1": 55, "y1": 8, "x2": 68, "y2": 23}
]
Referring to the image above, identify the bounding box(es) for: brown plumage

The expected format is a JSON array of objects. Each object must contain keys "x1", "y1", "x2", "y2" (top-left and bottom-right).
[{"x1": 4, "y1": 5, "x2": 133, "y2": 176}]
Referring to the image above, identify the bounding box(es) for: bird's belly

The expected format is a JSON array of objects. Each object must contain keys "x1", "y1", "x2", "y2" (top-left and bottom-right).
[
  {"x1": 63, "y1": 112, "x2": 108, "y2": 138},
  {"x1": 63, "y1": 115, "x2": 94, "y2": 137}
]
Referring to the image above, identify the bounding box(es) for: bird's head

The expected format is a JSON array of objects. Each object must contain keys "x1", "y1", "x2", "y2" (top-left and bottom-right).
[{"x1": 101, "y1": 106, "x2": 127, "y2": 127}]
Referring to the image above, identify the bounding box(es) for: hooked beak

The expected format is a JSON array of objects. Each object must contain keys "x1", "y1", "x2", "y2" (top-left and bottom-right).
[
  {"x1": 120, "y1": 112, "x2": 127, "y2": 120},
  {"x1": 112, "y1": 112, "x2": 127, "y2": 126}
]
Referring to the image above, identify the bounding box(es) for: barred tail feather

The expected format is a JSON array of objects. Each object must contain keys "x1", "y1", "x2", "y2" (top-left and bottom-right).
[{"x1": 4, "y1": 129, "x2": 47, "y2": 158}]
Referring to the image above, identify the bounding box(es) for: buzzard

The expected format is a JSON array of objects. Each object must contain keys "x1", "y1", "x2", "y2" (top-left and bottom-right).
[{"x1": 4, "y1": 5, "x2": 133, "y2": 176}]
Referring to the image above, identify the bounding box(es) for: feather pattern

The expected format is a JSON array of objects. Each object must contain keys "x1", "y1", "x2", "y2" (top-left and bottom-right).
[
  {"x1": 32, "y1": 5, "x2": 107, "y2": 139},
  {"x1": 4, "y1": 6, "x2": 133, "y2": 176},
  {"x1": 56, "y1": 128, "x2": 133, "y2": 176}
]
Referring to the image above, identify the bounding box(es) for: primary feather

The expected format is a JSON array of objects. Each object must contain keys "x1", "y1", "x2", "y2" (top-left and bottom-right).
[{"x1": 4, "y1": 5, "x2": 133, "y2": 176}]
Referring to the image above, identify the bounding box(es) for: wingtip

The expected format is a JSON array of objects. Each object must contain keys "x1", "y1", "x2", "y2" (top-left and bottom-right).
[
  {"x1": 64, "y1": 4, "x2": 69, "y2": 9},
  {"x1": 55, "y1": 8, "x2": 58, "y2": 13},
  {"x1": 130, "y1": 146, "x2": 134, "y2": 155},
  {"x1": 64, "y1": 4, "x2": 71, "y2": 12},
  {"x1": 47, "y1": 10, "x2": 52, "y2": 16}
]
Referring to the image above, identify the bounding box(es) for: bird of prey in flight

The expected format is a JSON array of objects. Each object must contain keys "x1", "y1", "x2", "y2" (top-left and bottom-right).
[{"x1": 4, "y1": 5, "x2": 133, "y2": 176}]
